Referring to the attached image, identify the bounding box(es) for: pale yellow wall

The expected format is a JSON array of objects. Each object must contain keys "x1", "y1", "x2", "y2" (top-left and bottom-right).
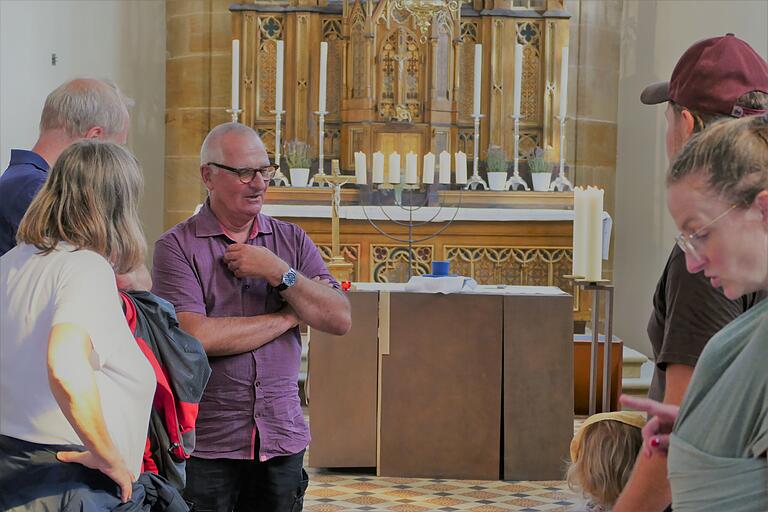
[{"x1": 614, "y1": 1, "x2": 768, "y2": 356}]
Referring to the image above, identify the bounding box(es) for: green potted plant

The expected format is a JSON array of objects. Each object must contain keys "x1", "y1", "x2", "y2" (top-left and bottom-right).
[
  {"x1": 485, "y1": 145, "x2": 508, "y2": 191},
  {"x1": 285, "y1": 140, "x2": 312, "y2": 187},
  {"x1": 528, "y1": 146, "x2": 552, "y2": 191}
]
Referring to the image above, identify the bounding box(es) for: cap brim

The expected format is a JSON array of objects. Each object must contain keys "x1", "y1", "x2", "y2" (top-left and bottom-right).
[{"x1": 641, "y1": 81, "x2": 670, "y2": 105}]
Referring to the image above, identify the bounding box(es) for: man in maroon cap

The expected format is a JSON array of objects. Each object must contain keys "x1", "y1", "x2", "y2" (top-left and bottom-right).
[{"x1": 613, "y1": 34, "x2": 768, "y2": 512}]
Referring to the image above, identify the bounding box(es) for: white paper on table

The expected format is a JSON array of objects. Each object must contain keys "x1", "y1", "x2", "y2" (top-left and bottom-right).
[{"x1": 404, "y1": 276, "x2": 478, "y2": 294}]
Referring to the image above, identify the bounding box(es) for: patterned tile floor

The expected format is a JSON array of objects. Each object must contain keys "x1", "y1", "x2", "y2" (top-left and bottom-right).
[{"x1": 303, "y1": 418, "x2": 588, "y2": 512}]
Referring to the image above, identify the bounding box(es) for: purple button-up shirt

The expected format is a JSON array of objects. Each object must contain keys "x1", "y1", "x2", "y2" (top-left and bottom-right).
[{"x1": 152, "y1": 201, "x2": 337, "y2": 461}]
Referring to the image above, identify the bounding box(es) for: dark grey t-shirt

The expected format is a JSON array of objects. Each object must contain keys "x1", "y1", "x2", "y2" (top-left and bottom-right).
[{"x1": 646, "y1": 245, "x2": 765, "y2": 401}]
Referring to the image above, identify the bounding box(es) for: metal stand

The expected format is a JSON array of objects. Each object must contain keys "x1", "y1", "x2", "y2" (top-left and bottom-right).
[
  {"x1": 578, "y1": 279, "x2": 615, "y2": 415},
  {"x1": 309, "y1": 110, "x2": 331, "y2": 188},
  {"x1": 270, "y1": 109, "x2": 289, "y2": 187},
  {"x1": 550, "y1": 115, "x2": 574, "y2": 192},
  {"x1": 465, "y1": 114, "x2": 488, "y2": 190},
  {"x1": 225, "y1": 108, "x2": 242, "y2": 124},
  {"x1": 506, "y1": 114, "x2": 529, "y2": 191}
]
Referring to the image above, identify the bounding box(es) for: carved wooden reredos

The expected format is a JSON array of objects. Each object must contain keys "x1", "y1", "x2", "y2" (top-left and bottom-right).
[{"x1": 231, "y1": 0, "x2": 569, "y2": 173}]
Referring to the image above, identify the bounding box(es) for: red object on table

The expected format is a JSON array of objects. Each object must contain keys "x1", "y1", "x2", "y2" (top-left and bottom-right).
[{"x1": 341, "y1": 281, "x2": 352, "y2": 291}]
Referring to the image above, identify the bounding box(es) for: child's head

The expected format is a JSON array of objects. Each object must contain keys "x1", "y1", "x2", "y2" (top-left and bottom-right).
[{"x1": 566, "y1": 411, "x2": 645, "y2": 509}]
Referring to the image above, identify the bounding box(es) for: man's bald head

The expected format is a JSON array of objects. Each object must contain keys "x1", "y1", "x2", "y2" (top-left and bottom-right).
[
  {"x1": 200, "y1": 123, "x2": 267, "y2": 166},
  {"x1": 39, "y1": 78, "x2": 131, "y2": 140}
]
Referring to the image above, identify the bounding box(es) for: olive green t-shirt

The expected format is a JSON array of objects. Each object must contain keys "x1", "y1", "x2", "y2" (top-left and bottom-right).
[{"x1": 668, "y1": 297, "x2": 768, "y2": 511}]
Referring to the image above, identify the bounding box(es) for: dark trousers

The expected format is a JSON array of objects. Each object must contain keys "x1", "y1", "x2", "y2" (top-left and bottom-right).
[{"x1": 182, "y1": 450, "x2": 308, "y2": 512}]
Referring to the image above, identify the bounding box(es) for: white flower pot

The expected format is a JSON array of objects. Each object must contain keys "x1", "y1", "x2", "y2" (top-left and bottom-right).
[
  {"x1": 531, "y1": 173, "x2": 552, "y2": 191},
  {"x1": 289, "y1": 168, "x2": 310, "y2": 187},
  {"x1": 487, "y1": 172, "x2": 508, "y2": 191}
]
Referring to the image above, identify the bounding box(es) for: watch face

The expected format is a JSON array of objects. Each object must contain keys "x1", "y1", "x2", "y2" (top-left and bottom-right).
[{"x1": 284, "y1": 269, "x2": 297, "y2": 287}]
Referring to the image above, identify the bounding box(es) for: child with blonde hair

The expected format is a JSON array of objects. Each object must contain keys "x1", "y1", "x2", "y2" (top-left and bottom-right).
[{"x1": 566, "y1": 412, "x2": 645, "y2": 511}]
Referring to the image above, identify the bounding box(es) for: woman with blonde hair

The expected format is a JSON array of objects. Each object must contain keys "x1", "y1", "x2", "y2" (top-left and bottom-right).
[
  {"x1": 566, "y1": 412, "x2": 645, "y2": 511},
  {"x1": 0, "y1": 140, "x2": 157, "y2": 508},
  {"x1": 625, "y1": 113, "x2": 768, "y2": 511}
]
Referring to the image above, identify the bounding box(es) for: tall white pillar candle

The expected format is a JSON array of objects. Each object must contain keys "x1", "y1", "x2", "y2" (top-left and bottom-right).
[
  {"x1": 422, "y1": 152, "x2": 435, "y2": 184},
  {"x1": 405, "y1": 152, "x2": 418, "y2": 184},
  {"x1": 455, "y1": 151, "x2": 468, "y2": 184},
  {"x1": 572, "y1": 187, "x2": 588, "y2": 278},
  {"x1": 231, "y1": 40, "x2": 240, "y2": 112},
  {"x1": 388, "y1": 152, "x2": 401, "y2": 184},
  {"x1": 275, "y1": 40, "x2": 285, "y2": 112},
  {"x1": 513, "y1": 43, "x2": 523, "y2": 117},
  {"x1": 559, "y1": 47, "x2": 569, "y2": 119},
  {"x1": 319, "y1": 41, "x2": 328, "y2": 113},
  {"x1": 585, "y1": 186, "x2": 604, "y2": 282},
  {"x1": 473, "y1": 44, "x2": 482, "y2": 117},
  {"x1": 372, "y1": 151, "x2": 384, "y2": 183},
  {"x1": 438, "y1": 151, "x2": 451, "y2": 184},
  {"x1": 354, "y1": 151, "x2": 367, "y2": 185}
]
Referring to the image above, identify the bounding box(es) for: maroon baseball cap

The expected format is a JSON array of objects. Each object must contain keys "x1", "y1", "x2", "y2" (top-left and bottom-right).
[{"x1": 641, "y1": 33, "x2": 768, "y2": 117}]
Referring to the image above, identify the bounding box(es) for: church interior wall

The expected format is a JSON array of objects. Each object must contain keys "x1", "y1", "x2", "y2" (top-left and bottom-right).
[{"x1": 0, "y1": 0, "x2": 166, "y2": 265}]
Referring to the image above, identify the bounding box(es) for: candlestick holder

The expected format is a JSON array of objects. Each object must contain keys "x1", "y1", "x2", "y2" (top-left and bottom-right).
[
  {"x1": 270, "y1": 109, "x2": 290, "y2": 187},
  {"x1": 465, "y1": 114, "x2": 488, "y2": 190},
  {"x1": 309, "y1": 111, "x2": 331, "y2": 188},
  {"x1": 565, "y1": 275, "x2": 614, "y2": 415},
  {"x1": 550, "y1": 116, "x2": 574, "y2": 192},
  {"x1": 505, "y1": 114, "x2": 529, "y2": 191},
  {"x1": 225, "y1": 108, "x2": 243, "y2": 124}
]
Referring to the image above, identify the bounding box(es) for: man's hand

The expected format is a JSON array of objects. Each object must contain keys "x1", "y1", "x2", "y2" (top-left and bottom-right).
[
  {"x1": 280, "y1": 302, "x2": 301, "y2": 329},
  {"x1": 57, "y1": 450, "x2": 134, "y2": 503},
  {"x1": 620, "y1": 394, "x2": 679, "y2": 456},
  {"x1": 116, "y1": 264, "x2": 152, "y2": 291},
  {"x1": 223, "y1": 244, "x2": 289, "y2": 284}
]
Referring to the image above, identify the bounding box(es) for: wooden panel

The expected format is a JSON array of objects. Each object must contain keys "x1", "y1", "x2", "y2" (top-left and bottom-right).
[
  {"x1": 308, "y1": 291, "x2": 379, "y2": 467},
  {"x1": 379, "y1": 293, "x2": 502, "y2": 479},
  {"x1": 573, "y1": 337, "x2": 623, "y2": 415},
  {"x1": 503, "y1": 294, "x2": 573, "y2": 480}
]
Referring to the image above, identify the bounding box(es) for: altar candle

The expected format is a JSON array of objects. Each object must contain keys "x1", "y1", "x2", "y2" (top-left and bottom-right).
[
  {"x1": 559, "y1": 47, "x2": 569, "y2": 120},
  {"x1": 388, "y1": 152, "x2": 401, "y2": 184},
  {"x1": 473, "y1": 44, "x2": 482, "y2": 117},
  {"x1": 405, "y1": 152, "x2": 418, "y2": 184},
  {"x1": 455, "y1": 151, "x2": 468, "y2": 184},
  {"x1": 372, "y1": 151, "x2": 384, "y2": 183},
  {"x1": 572, "y1": 187, "x2": 588, "y2": 278},
  {"x1": 513, "y1": 43, "x2": 523, "y2": 118},
  {"x1": 275, "y1": 40, "x2": 285, "y2": 112},
  {"x1": 319, "y1": 41, "x2": 328, "y2": 113},
  {"x1": 438, "y1": 150, "x2": 451, "y2": 184},
  {"x1": 354, "y1": 151, "x2": 367, "y2": 185},
  {"x1": 585, "y1": 186, "x2": 604, "y2": 282},
  {"x1": 422, "y1": 152, "x2": 435, "y2": 184},
  {"x1": 231, "y1": 40, "x2": 240, "y2": 112}
]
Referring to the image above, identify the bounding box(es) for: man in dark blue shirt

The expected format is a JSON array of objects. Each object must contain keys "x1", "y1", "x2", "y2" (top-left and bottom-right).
[{"x1": 0, "y1": 78, "x2": 131, "y2": 256}]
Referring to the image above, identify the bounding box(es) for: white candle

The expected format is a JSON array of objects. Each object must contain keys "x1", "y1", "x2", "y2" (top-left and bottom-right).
[
  {"x1": 559, "y1": 47, "x2": 569, "y2": 120},
  {"x1": 438, "y1": 151, "x2": 451, "y2": 184},
  {"x1": 354, "y1": 151, "x2": 367, "y2": 185},
  {"x1": 585, "y1": 186, "x2": 604, "y2": 282},
  {"x1": 422, "y1": 152, "x2": 435, "y2": 184},
  {"x1": 473, "y1": 44, "x2": 482, "y2": 117},
  {"x1": 405, "y1": 152, "x2": 418, "y2": 184},
  {"x1": 455, "y1": 151, "x2": 468, "y2": 184},
  {"x1": 388, "y1": 152, "x2": 401, "y2": 184},
  {"x1": 275, "y1": 40, "x2": 285, "y2": 112},
  {"x1": 572, "y1": 187, "x2": 587, "y2": 278},
  {"x1": 372, "y1": 151, "x2": 384, "y2": 183},
  {"x1": 319, "y1": 41, "x2": 328, "y2": 113},
  {"x1": 231, "y1": 40, "x2": 240, "y2": 112},
  {"x1": 513, "y1": 43, "x2": 523, "y2": 118}
]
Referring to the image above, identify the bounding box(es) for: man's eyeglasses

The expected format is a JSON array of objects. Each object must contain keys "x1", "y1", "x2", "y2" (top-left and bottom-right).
[
  {"x1": 674, "y1": 204, "x2": 736, "y2": 261},
  {"x1": 206, "y1": 162, "x2": 279, "y2": 184}
]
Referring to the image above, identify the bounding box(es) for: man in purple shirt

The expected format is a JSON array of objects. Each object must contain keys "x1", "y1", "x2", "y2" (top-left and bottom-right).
[
  {"x1": 152, "y1": 123, "x2": 351, "y2": 512},
  {"x1": 0, "y1": 78, "x2": 131, "y2": 256}
]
